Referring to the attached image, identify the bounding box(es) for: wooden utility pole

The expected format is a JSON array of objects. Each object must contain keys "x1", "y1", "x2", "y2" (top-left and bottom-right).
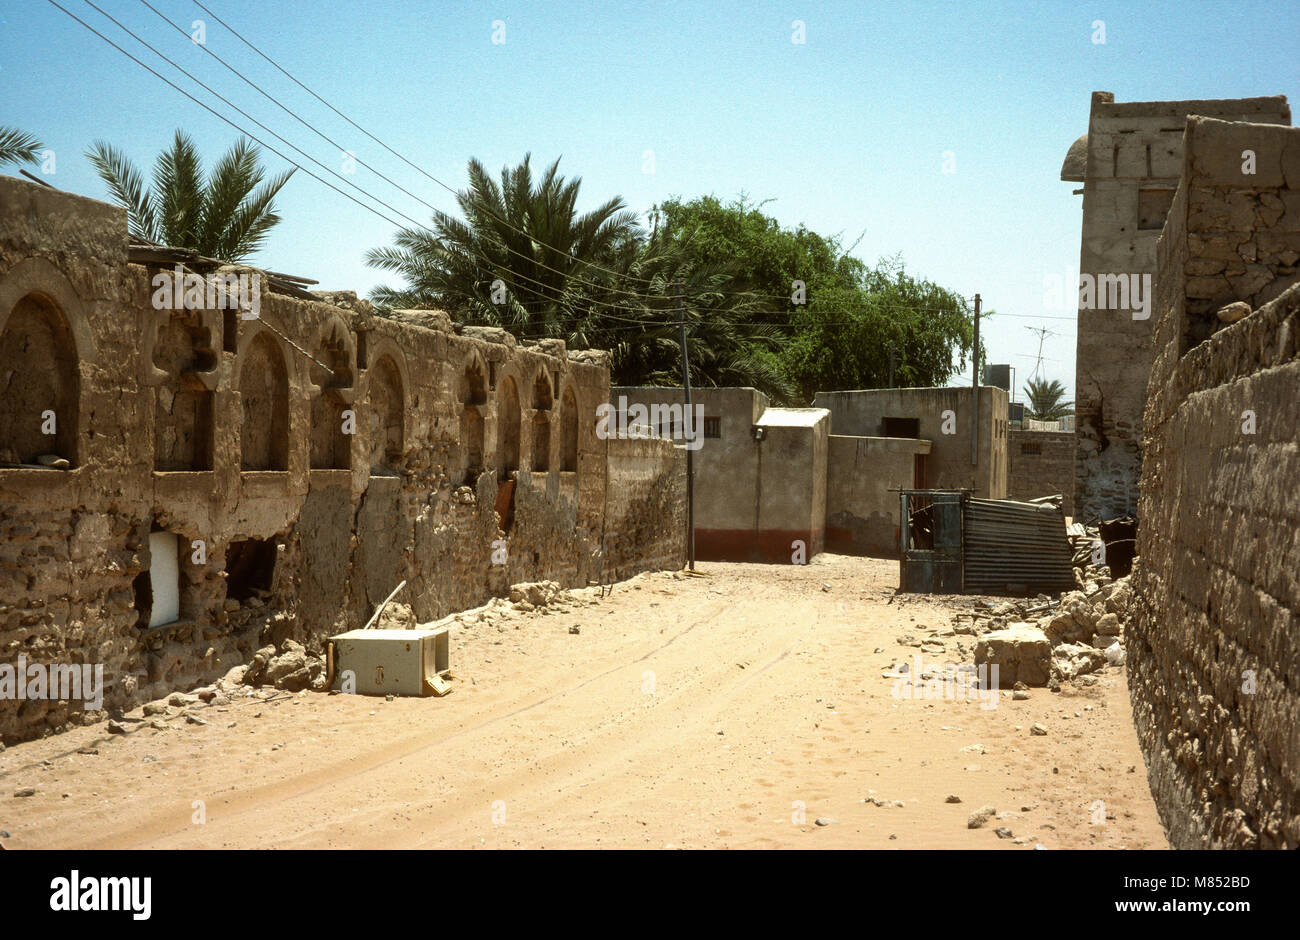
[
  {"x1": 971, "y1": 293, "x2": 981, "y2": 468},
  {"x1": 676, "y1": 282, "x2": 695, "y2": 570}
]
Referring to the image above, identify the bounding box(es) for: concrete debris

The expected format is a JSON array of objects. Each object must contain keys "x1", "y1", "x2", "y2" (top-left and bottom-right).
[
  {"x1": 967, "y1": 574, "x2": 1134, "y2": 686},
  {"x1": 974, "y1": 624, "x2": 1051, "y2": 687}
]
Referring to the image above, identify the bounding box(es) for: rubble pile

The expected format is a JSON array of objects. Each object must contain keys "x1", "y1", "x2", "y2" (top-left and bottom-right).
[{"x1": 973, "y1": 568, "x2": 1133, "y2": 689}]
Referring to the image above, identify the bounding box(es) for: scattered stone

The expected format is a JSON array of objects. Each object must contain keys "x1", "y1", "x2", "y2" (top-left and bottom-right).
[
  {"x1": 1012, "y1": 689, "x2": 1030, "y2": 700},
  {"x1": 142, "y1": 701, "x2": 170, "y2": 716},
  {"x1": 975, "y1": 624, "x2": 1050, "y2": 687},
  {"x1": 995, "y1": 827, "x2": 1014, "y2": 839},
  {"x1": 185, "y1": 714, "x2": 206, "y2": 726},
  {"x1": 945, "y1": 794, "x2": 962, "y2": 804},
  {"x1": 385, "y1": 694, "x2": 395, "y2": 702},
  {"x1": 13, "y1": 788, "x2": 35, "y2": 797},
  {"x1": 968, "y1": 806, "x2": 996, "y2": 829},
  {"x1": 569, "y1": 625, "x2": 580, "y2": 635},
  {"x1": 107, "y1": 720, "x2": 126, "y2": 734},
  {"x1": 76, "y1": 746, "x2": 97, "y2": 755},
  {"x1": 1031, "y1": 723, "x2": 1048, "y2": 736},
  {"x1": 814, "y1": 817, "x2": 835, "y2": 826},
  {"x1": 1216, "y1": 300, "x2": 1251, "y2": 323}
]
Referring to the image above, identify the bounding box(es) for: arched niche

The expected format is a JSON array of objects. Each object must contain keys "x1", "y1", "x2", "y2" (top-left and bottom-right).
[
  {"x1": 367, "y1": 353, "x2": 404, "y2": 475},
  {"x1": 459, "y1": 355, "x2": 488, "y2": 485},
  {"x1": 0, "y1": 258, "x2": 94, "y2": 469},
  {"x1": 497, "y1": 375, "x2": 520, "y2": 481},
  {"x1": 151, "y1": 311, "x2": 216, "y2": 471},
  {"x1": 0, "y1": 292, "x2": 80, "y2": 466},
  {"x1": 309, "y1": 318, "x2": 355, "y2": 470},
  {"x1": 238, "y1": 329, "x2": 290, "y2": 471},
  {"x1": 531, "y1": 369, "x2": 553, "y2": 473},
  {"x1": 560, "y1": 384, "x2": 579, "y2": 473}
]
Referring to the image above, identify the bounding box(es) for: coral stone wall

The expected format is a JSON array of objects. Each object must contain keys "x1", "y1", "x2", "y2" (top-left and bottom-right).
[
  {"x1": 0, "y1": 176, "x2": 683, "y2": 744},
  {"x1": 1127, "y1": 118, "x2": 1300, "y2": 849}
]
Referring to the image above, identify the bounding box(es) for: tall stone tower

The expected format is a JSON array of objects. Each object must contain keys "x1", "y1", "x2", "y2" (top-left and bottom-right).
[{"x1": 1061, "y1": 91, "x2": 1290, "y2": 523}]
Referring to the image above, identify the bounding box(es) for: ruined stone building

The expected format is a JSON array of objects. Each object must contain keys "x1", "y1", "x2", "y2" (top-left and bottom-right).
[
  {"x1": 1127, "y1": 116, "x2": 1300, "y2": 848},
  {"x1": 1061, "y1": 92, "x2": 1291, "y2": 522},
  {"x1": 613, "y1": 384, "x2": 1008, "y2": 560},
  {"x1": 0, "y1": 176, "x2": 684, "y2": 744}
]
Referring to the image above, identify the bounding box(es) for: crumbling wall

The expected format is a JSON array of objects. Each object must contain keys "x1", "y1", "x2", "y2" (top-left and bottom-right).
[
  {"x1": 603, "y1": 435, "x2": 687, "y2": 579},
  {"x1": 1007, "y1": 429, "x2": 1074, "y2": 516},
  {"x1": 1128, "y1": 117, "x2": 1300, "y2": 849},
  {"x1": 0, "y1": 175, "x2": 683, "y2": 744}
]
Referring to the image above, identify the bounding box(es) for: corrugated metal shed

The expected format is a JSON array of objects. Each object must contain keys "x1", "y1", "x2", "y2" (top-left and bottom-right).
[
  {"x1": 963, "y1": 497, "x2": 1076, "y2": 595},
  {"x1": 898, "y1": 490, "x2": 1075, "y2": 595}
]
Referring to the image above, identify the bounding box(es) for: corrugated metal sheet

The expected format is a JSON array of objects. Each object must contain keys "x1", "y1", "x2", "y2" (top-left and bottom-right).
[{"x1": 963, "y1": 497, "x2": 1075, "y2": 594}]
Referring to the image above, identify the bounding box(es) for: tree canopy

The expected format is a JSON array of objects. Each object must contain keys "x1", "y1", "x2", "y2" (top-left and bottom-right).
[
  {"x1": 86, "y1": 130, "x2": 294, "y2": 262},
  {"x1": 367, "y1": 160, "x2": 977, "y2": 405}
]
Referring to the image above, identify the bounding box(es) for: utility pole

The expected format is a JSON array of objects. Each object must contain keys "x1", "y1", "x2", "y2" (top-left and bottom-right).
[
  {"x1": 676, "y1": 281, "x2": 695, "y2": 570},
  {"x1": 971, "y1": 293, "x2": 981, "y2": 468}
]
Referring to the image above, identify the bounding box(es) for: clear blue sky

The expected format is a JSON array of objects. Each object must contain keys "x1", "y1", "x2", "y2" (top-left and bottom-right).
[{"x1": 3, "y1": 0, "x2": 1298, "y2": 399}]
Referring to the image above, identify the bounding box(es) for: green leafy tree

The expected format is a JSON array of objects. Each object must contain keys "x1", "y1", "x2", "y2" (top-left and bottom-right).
[
  {"x1": 1023, "y1": 377, "x2": 1074, "y2": 421},
  {"x1": 367, "y1": 157, "x2": 793, "y2": 399},
  {"x1": 0, "y1": 126, "x2": 44, "y2": 168},
  {"x1": 86, "y1": 130, "x2": 294, "y2": 261}
]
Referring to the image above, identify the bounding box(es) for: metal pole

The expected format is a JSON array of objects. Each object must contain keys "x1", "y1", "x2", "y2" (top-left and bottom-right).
[
  {"x1": 676, "y1": 281, "x2": 696, "y2": 570},
  {"x1": 970, "y1": 293, "x2": 981, "y2": 469}
]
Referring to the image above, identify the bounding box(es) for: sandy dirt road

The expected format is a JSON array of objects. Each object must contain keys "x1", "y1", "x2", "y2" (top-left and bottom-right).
[{"x1": 1, "y1": 555, "x2": 1167, "y2": 849}]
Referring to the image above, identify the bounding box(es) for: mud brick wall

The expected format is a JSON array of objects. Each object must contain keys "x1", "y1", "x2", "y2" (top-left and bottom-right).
[
  {"x1": 1008, "y1": 429, "x2": 1075, "y2": 517},
  {"x1": 1128, "y1": 117, "x2": 1300, "y2": 849},
  {"x1": 0, "y1": 176, "x2": 683, "y2": 744}
]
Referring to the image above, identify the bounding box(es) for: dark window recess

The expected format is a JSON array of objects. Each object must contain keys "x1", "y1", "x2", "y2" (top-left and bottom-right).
[
  {"x1": 225, "y1": 538, "x2": 277, "y2": 601},
  {"x1": 223, "y1": 310, "x2": 237, "y2": 353},
  {"x1": 1021, "y1": 442, "x2": 1043, "y2": 455},
  {"x1": 704, "y1": 416, "x2": 721, "y2": 439},
  {"x1": 132, "y1": 570, "x2": 152, "y2": 628},
  {"x1": 881, "y1": 417, "x2": 921, "y2": 438},
  {"x1": 355, "y1": 330, "x2": 368, "y2": 369},
  {"x1": 1138, "y1": 188, "x2": 1175, "y2": 230}
]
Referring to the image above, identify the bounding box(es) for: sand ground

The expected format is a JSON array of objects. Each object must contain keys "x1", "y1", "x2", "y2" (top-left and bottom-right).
[{"x1": 0, "y1": 554, "x2": 1167, "y2": 849}]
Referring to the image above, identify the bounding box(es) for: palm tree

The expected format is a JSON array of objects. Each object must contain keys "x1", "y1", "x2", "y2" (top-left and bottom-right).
[
  {"x1": 86, "y1": 130, "x2": 293, "y2": 262},
  {"x1": 0, "y1": 126, "x2": 44, "y2": 168},
  {"x1": 366, "y1": 154, "x2": 638, "y2": 336},
  {"x1": 1023, "y1": 377, "x2": 1074, "y2": 421}
]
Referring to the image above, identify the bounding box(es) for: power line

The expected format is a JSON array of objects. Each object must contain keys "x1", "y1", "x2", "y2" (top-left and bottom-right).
[
  {"x1": 142, "y1": 0, "x2": 668, "y2": 307},
  {"x1": 187, "y1": 0, "x2": 670, "y2": 292},
  {"x1": 54, "y1": 0, "x2": 674, "y2": 322}
]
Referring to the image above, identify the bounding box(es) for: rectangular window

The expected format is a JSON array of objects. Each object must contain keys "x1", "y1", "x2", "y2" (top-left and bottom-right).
[
  {"x1": 704, "y1": 416, "x2": 721, "y2": 439},
  {"x1": 1138, "y1": 187, "x2": 1175, "y2": 230},
  {"x1": 881, "y1": 417, "x2": 920, "y2": 438}
]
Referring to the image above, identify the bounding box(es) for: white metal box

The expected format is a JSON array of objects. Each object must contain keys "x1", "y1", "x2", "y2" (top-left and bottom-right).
[{"x1": 328, "y1": 627, "x2": 450, "y2": 696}]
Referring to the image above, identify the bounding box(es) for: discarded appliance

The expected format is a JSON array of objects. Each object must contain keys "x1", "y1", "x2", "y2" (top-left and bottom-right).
[
  {"x1": 899, "y1": 489, "x2": 1075, "y2": 596},
  {"x1": 327, "y1": 627, "x2": 452, "y2": 697}
]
